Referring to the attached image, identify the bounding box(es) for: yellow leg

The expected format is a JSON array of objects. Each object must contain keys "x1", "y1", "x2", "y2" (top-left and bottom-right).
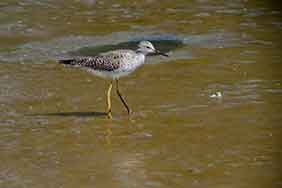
[
  {"x1": 106, "y1": 81, "x2": 113, "y2": 119},
  {"x1": 116, "y1": 79, "x2": 131, "y2": 114}
]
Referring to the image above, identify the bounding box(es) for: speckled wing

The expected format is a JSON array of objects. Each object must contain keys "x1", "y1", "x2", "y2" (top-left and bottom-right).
[{"x1": 59, "y1": 50, "x2": 133, "y2": 71}]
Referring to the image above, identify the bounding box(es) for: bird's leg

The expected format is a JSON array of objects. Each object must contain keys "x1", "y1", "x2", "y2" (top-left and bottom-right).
[
  {"x1": 106, "y1": 81, "x2": 113, "y2": 119},
  {"x1": 116, "y1": 79, "x2": 131, "y2": 114}
]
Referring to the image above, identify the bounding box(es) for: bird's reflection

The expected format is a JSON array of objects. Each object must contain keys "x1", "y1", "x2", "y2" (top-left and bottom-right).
[{"x1": 29, "y1": 111, "x2": 107, "y2": 117}]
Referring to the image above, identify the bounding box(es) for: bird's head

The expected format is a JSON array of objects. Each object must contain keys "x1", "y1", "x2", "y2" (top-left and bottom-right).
[{"x1": 137, "y1": 41, "x2": 168, "y2": 57}]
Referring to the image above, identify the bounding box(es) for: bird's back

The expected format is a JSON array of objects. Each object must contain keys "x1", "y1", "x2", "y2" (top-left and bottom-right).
[{"x1": 59, "y1": 49, "x2": 139, "y2": 72}]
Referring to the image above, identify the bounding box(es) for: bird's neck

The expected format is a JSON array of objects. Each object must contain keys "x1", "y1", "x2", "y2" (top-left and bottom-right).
[
  {"x1": 136, "y1": 49, "x2": 148, "y2": 56},
  {"x1": 135, "y1": 52, "x2": 146, "y2": 65}
]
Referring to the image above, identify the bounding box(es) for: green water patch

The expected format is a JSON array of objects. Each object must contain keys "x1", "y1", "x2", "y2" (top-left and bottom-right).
[
  {"x1": 0, "y1": 31, "x2": 242, "y2": 64},
  {"x1": 70, "y1": 37, "x2": 183, "y2": 57}
]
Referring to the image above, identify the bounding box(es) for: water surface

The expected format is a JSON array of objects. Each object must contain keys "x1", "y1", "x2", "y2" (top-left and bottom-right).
[{"x1": 0, "y1": 0, "x2": 282, "y2": 188}]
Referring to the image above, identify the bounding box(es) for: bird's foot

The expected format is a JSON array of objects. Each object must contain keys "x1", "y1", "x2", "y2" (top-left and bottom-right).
[
  {"x1": 127, "y1": 108, "x2": 132, "y2": 115},
  {"x1": 107, "y1": 110, "x2": 112, "y2": 119}
]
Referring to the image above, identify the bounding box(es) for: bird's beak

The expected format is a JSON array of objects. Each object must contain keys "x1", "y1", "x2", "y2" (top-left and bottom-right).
[{"x1": 155, "y1": 50, "x2": 169, "y2": 57}]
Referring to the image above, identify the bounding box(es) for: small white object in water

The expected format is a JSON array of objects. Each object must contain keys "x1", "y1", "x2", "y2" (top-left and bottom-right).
[{"x1": 210, "y1": 91, "x2": 223, "y2": 98}]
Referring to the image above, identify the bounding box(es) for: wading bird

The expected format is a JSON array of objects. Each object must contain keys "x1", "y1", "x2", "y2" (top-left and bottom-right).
[{"x1": 59, "y1": 41, "x2": 168, "y2": 118}]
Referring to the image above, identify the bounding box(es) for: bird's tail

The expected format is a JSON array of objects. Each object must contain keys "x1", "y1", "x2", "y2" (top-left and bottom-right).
[{"x1": 58, "y1": 59, "x2": 75, "y2": 65}]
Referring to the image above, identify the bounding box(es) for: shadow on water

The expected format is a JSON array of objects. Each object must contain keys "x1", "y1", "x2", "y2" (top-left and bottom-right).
[
  {"x1": 28, "y1": 111, "x2": 107, "y2": 118},
  {"x1": 70, "y1": 39, "x2": 184, "y2": 57}
]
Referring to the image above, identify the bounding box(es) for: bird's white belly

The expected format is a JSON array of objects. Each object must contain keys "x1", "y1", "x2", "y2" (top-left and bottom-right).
[{"x1": 85, "y1": 68, "x2": 132, "y2": 79}]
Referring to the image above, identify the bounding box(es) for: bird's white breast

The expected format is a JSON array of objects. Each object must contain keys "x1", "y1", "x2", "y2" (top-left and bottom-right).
[{"x1": 121, "y1": 52, "x2": 145, "y2": 72}]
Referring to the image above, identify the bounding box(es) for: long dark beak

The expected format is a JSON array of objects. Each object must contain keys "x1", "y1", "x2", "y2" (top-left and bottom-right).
[{"x1": 155, "y1": 50, "x2": 169, "y2": 57}]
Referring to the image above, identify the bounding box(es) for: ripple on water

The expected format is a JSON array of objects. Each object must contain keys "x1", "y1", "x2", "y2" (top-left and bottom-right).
[{"x1": 205, "y1": 80, "x2": 266, "y2": 107}]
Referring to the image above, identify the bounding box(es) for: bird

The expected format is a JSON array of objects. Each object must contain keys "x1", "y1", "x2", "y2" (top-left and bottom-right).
[{"x1": 58, "y1": 40, "x2": 168, "y2": 118}]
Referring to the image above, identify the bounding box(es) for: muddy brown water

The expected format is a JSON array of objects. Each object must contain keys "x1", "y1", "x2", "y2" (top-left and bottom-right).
[{"x1": 0, "y1": 0, "x2": 282, "y2": 187}]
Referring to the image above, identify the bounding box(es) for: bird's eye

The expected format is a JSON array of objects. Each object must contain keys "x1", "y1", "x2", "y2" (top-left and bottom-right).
[{"x1": 146, "y1": 46, "x2": 150, "y2": 49}]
